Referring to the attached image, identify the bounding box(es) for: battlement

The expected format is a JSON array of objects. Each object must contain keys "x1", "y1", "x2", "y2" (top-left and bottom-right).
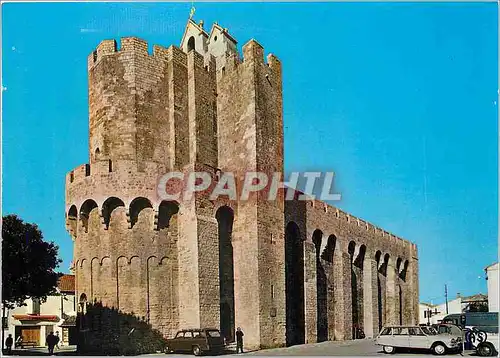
[
  {"x1": 87, "y1": 37, "x2": 190, "y2": 70},
  {"x1": 216, "y1": 39, "x2": 281, "y2": 81},
  {"x1": 308, "y1": 197, "x2": 414, "y2": 248}
]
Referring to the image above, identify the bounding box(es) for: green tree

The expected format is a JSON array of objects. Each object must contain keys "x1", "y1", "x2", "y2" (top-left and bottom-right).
[{"x1": 2, "y1": 214, "x2": 62, "y2": 349}]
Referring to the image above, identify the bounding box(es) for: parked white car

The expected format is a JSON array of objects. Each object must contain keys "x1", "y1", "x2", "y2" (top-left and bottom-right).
[{"x1": 376, "y1": 325, "x2": 462, "y2": 355}]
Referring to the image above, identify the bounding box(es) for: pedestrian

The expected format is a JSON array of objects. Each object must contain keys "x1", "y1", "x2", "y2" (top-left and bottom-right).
[
  {"x1": 54, "y1": 331, "x2": 60, "y2": 350},
  {"x1": 5, "y1": 334, "x2": 14, "y2": 355},
  {"x1": 46, "y1": 332, "x2": 56, "y2": 355},
  {"x1": 235, "y1": 327, "x2": 244, "y2": 354},
  {"x1": 15, "y1": 335, "x2": 23, "y2": 349}
]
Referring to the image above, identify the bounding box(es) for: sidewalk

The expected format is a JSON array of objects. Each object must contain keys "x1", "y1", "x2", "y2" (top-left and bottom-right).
[{"x1": 2, "y1": 345, "x2": 77, "y2": 356}]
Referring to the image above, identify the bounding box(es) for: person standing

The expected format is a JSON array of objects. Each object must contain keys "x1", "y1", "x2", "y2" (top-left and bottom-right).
[
  {"x1": 46, "y1": 332, "x2": 56, "y2": 355},
  {"x1": 54, "y1": 332, "x2": 60, "y2": 350},
  {"x1": 5, "y1": 334, "x2": 14, "y2": 355},
  {"x1": 235, "y1": 327, "x2": 244, "y2": 354}
]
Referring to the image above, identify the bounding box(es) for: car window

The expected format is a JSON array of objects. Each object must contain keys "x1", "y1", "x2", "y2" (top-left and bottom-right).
[
  {"x1": 394, "y1": 327, "x2": 409, "y2": 335},
  {"x1": 421, "y1": 327, "x2": 436, "y2": 335},
  {"x1": 193, "y1": 331, "x2": 206, "y2": 338},
  {"x1": 184, "y1": 331, "x2": 193, "y2": 338},
  {"x1": 207, "y1": 330, "x2": 221, "y2": 337},
  {"x1": 409, "y1": 327, "x2": 425, "y2": 336},
  {"x1": 438, "y1": 325, "x2": 450, "y2": 334},
  {"x1": 380, "y1": 328, "x2": 392, "y2": 336},
  {"x1": 175, "y1": 332, "x2": 184, "y2": 338}
]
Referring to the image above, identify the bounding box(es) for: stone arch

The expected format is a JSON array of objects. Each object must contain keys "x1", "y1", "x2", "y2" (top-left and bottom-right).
[
  {"x1": 129, "y1": 197, "x2": 153, "y2": 228},
  {"x1": 158, "y1": 201, "x2": 179, "y2": 230},
  {"x1": 348, "y1": 241, "x2": 356, "y2": 257},
  {"x1": 353, "y1": 244, "x2": 366, "y2": 338},
  {"x1": 68, "y1": 205, "x2": 77, "y2": 218},
  {"x1": 80, "y1": 199, "x2": 98, "y2": 233},
  {"x1": 348, "y1": 241, "x2": 360, "y2": 339},
  {"x1": 102, "y1": 197, "x2": 125, "y2": 229},
  {"x1": 67, "y1": 205, "x2": 78, "y2": 236},
  {"x1": 285, "y1": 221, "x2": 305, "y2": 346},
  {"x1": 216, "y1": 205, "x2": 235, "y2": 342},
  {"x1": 78, "y1": 293, "x2": 88, "y2": 330},
  {"x1": 90, "y1": 257, "x2": 99, "y2": 300},
  {"x1": 381, "y1": 253, "x2": 390, "y2": 276},
  {"x1": 99, "y1": 256, "x2": 115, "y2": 308},
  {"x1": 400, "y1": 260, "x2": 409, "y2": 281},
  {"x1": 155, "y1": 254, "x2": 178, "y2": 337},
  {"x1": 145, "y1": 255, "x2": 157, "y2": 324},
  {"x1": 94, "y1": 147, "x2": 100, "y2": 160},
  {"x1": 321, "y1": 234, "x2": 336, "y2": 262},
  {"x1": 79, "y1": 293, "x2": 88, "y2": 314},
  {"x1": 312, "y1": 229, "x2": 328, "y2": 342},
  {"x1": 396, "y1": 257, "x2": 402, "y2": 274},
  {"x1": 128, "y1": 256, "x2": 144, "y2": 317},
  {"x1": 115, "y1": 256, "x2": 128, "y2": 310},
  {"x1": 375, "y1": 250, "x2": 383, "y2": 333},
  {"x1": 187, "y1": 36, "x2": 195, "y2": 52}
]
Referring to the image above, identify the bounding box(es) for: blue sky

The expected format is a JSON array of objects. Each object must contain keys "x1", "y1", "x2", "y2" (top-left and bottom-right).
[{"x1": 2, "y1": 2, "x2": 497, "y2": 303}]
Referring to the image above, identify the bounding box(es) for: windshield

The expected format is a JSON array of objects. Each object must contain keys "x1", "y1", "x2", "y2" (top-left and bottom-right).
[{"x1": 421, "y1": 326, "x2": 437, "y2": 335}]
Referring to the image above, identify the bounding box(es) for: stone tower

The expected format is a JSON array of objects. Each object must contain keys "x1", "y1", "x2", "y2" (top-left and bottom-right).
[
  {"x1": 66, "y1": 17, "x2": 286, "y2": 349},
  {"x1": 66, "y1": 16, "x2": 419, "y2": 351}
]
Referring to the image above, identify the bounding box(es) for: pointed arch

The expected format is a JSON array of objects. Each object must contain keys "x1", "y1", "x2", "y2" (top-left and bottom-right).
[
  {"x1": 312, "y1": 229, "x2": 327, "y2": 342},
  {"x1": 321, "y1": 234, "x2": 336, "y2": 262},
  {"x1": 285, "y1": 221, "x2": 305, "y2": 346},
  {"x1": 216, "y1": 205, "x2": 235, "y2": 342}
]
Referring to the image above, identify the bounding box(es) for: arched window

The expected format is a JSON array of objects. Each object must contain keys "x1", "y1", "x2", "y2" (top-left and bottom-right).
[{"x1": 187, "y1": 36, "x2": 195, "y2": 52}]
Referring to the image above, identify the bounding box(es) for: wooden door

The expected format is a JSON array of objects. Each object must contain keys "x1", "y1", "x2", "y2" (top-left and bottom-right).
[{"x1": 21, "y1": 326, "x2": 40, "y2": 345}]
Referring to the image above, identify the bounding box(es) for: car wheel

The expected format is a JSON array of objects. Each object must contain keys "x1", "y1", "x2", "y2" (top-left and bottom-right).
[
  {"x1": 163, "y1": 345, "x2": 171, "y2": 354},
  {"x1": 432, "y1": 343, "x2": 446, "y2": 356},
  {"x1": 477, "y1": 342, "x2": 495, "y2": 357},
  {"x1": 192, "y1": 345, "x2": 202, "y2": 356},
  {"x1": 383, "y1": 345, "x2": 396, "y2": 354}
]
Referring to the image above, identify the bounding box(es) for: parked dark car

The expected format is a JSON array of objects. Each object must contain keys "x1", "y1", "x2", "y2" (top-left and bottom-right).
[{"x1": 164, "y1": 328, "x2": 225, "y2": 356}]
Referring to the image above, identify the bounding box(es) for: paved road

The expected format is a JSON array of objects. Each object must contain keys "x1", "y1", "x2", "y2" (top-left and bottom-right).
[
  {"x1": 7, "y1": 340, "x2": 476, "y2": 356},
  {"x1": 236, "y1": 339, "x2": 472, "y2": 356}
]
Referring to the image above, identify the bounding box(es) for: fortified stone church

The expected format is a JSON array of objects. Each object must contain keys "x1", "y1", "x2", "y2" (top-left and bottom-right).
[{"x1": 66, "y1": 16, "x2": 419, "y2": 349}]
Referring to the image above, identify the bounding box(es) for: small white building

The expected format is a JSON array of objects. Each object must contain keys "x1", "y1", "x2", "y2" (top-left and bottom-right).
[
  {"x1": 419, "y1": 297, "x2": 462, "y2": 325},
  {"x1": 485, "y1": 262, "x2": 499, "y2": 312},
  {"x1": 418, "y1": 293, "x2": 488, "y2": 325},
  {"x1": 3, "y1": 275, "x2": 76, "y2": 347}
]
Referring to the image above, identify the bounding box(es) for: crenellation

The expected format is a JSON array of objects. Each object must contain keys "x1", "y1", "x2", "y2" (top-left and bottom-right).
[{"x1": 242, "y1": 39, "x2": 265, "y2": 63}]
